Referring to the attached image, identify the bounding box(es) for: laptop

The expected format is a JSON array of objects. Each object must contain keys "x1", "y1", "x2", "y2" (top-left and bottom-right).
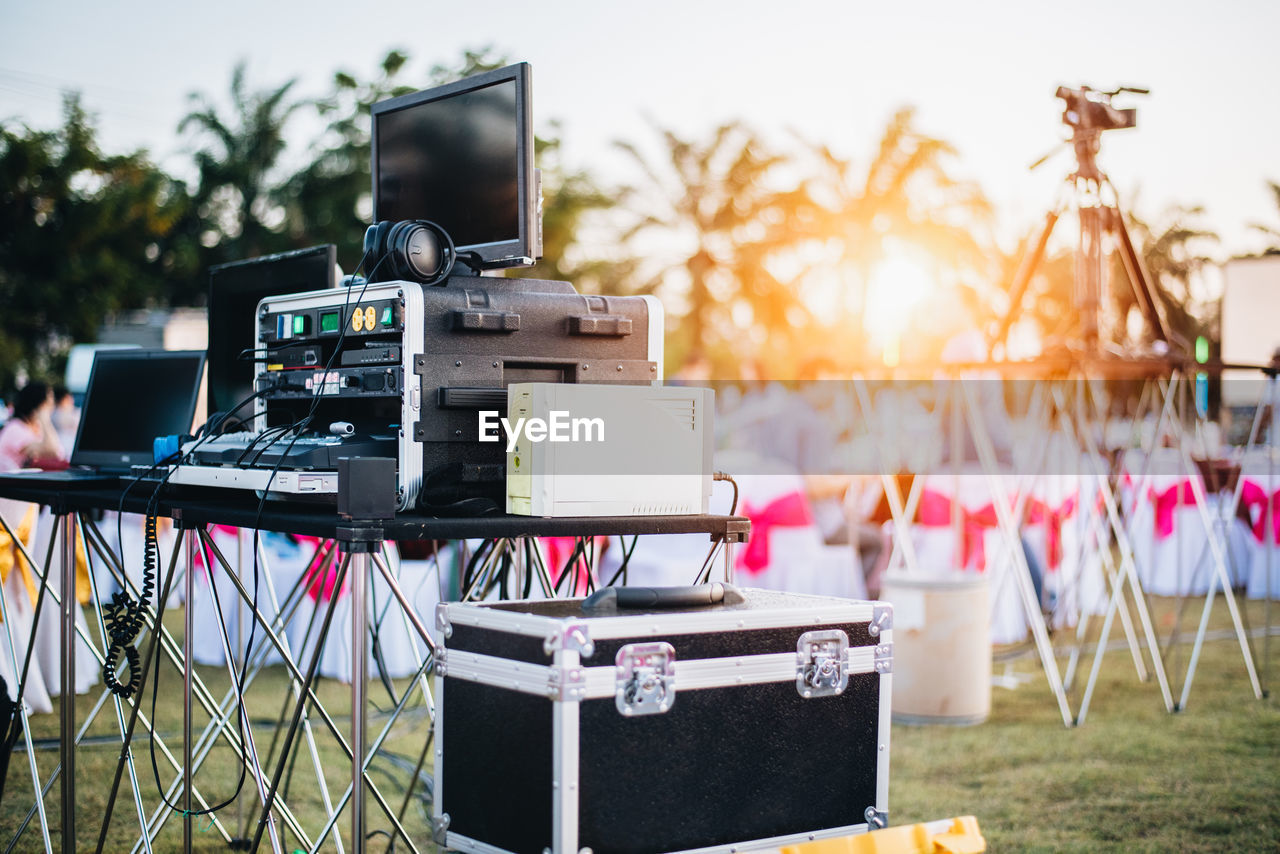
[{"x1": 0, "y1": 349, "x2": 207, "y2": 488}]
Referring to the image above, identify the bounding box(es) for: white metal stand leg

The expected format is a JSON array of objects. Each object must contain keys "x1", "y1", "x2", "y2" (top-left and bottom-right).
[
  {"x1": 0, "y1": 515, "x2": 53, "y2": 853},
  {"x1": 77, "y1": 515, "x2": 154, "y2": 853},
  {"x1": 961, "y1": 381, "x2": 1075, "y2": 727}
]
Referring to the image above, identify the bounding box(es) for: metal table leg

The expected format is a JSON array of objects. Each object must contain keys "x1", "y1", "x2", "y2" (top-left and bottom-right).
[
  {"x1": 183, "y1": 526, "x2": 196, "y2": 852},
  {"x1": 59, "y1": 512, "x2": 76, "y2": 853},
  {"x1": 349, "y1": 547, "x2": 369, "y2": 852}
]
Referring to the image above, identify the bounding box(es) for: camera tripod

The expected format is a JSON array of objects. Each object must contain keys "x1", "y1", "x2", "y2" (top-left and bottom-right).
[{"x1": 989, "y1": 86, "x2": 1183, "y2": 356}]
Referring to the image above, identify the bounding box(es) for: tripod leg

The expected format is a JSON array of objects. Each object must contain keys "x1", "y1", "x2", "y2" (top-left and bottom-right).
[
  {"x1": 991, "y1": 210, "x2": 1060, "y2": 353},
  {"x1": 1109, "y1": 204, "x2": 1175, "y2": 348}
]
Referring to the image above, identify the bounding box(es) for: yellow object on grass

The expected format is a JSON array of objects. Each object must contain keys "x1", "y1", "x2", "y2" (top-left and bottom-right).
[
  {"x1": 0, "y1": 503, "x2": 40, "y2": 613},
  {"x1": 0, "y1": 504, "x2": 92, "y2": 614},
  {"x1": 780, "y1": 816, "x2": 984, "y2": 854}
]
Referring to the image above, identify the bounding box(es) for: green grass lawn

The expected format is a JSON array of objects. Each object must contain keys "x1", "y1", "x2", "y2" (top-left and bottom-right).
[{"x1": 2, "y1": 597, "x2": 1277, "y2": 852}]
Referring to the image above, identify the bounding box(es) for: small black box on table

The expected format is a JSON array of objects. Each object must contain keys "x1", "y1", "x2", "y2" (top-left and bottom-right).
[{"x1": 434, "y1": 586, "x2": 893, "y2": 854}]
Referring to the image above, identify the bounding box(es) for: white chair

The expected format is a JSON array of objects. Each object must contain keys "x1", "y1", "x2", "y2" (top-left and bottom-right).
[
  {"x1": 28, "y1": 509, "x2": 98, "y2": 697},
  {"x1": 1124, "y1": 449, "x2": 1252, "y2": 597},
  {"x1": 0, "y1": 498, "x2": 52, "y2": 713},
  {"x1": 1239, "y1": 451, "x2": 1280, "y2": 600}
]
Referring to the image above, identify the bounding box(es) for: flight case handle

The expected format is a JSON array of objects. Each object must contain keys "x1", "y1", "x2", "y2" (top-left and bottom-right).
[{"x1": 582, "y1": 582, "x2": 740, "y2": 611}]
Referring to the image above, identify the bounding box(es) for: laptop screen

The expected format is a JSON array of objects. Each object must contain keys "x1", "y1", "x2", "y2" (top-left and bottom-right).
[{"x1": 72, "y1": 350, "x2": 207, "y2": 471}]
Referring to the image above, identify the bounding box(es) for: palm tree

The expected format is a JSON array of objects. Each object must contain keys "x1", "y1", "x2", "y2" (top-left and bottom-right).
[
  {"x1": 790, "y1": 108, "x2": 993, "y2": 362},
  {"x1": 278, "y1": 50, "x2": 417, "y2": 266},
  {"x1": 1119, "y1": 203, "x2": 1219, "y2": 348},
  {"x1": 179, "y1": 62, "x2": 302, "y2": 261},
  {"x1": 615, "y1": 121, "x2": 804, "y2": 371}
]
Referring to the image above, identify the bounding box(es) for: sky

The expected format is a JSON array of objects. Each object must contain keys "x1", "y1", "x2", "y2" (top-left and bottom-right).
[{"x1": 1, "y1": 0, "x2": 1277, "y2": 257}]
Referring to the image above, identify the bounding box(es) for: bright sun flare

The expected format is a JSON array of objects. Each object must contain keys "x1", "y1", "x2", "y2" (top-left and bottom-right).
[{"x1": 864, "y1": 248, "x2": 935, "y2": 365}]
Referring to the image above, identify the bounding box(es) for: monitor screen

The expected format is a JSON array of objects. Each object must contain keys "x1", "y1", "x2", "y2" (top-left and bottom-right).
[
  {"x1": 207, "y1": 245, "x2": 336, "y2": 418},
  {"x1": 73, "y1": 350, "x2": 206, "y2": 468},
  {"x1": 371, "y1": 63, "x2": 537, "y2": 268}
]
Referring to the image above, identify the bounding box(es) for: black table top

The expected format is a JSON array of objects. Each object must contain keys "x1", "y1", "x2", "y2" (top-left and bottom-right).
[{"x1": 0, "y1": 472, "x2": 750, "y2": 544}]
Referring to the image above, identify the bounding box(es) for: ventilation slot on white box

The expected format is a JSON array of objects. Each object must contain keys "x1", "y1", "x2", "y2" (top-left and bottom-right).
[{"x1": 654, "y1": 397, "x2": 697, "y2": 431}]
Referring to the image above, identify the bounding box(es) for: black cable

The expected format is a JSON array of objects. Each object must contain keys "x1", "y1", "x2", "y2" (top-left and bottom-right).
[
  {"x1": 522, "y1": 538, "x2": 534, "y2": 599},
  {"x1": 100, "y1": 513, "x2": 154, "y2": 697},
  {"x1": 604, "y1": 536, "x2": 639, "y2": 588},
  {"x1": 104, "y1": 323, "x2": 320, "y2": 819}
]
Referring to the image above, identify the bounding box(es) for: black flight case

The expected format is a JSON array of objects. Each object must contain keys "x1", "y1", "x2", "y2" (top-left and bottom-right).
[{"x1": 433, "y1": 585, "x2": 893, "y2": 854}]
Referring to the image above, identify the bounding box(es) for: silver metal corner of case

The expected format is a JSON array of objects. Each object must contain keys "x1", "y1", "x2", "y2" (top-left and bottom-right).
[
  {"x1": 546, "y1": 663, "x2": 587, "y2": 701},
  {"x1": 874, "y1": 643, "x2": 893, "y2": 674},
  {"x1": 543, "y1": 621, "x2": 595, "y2": 658},
  {"x1": 579, "y1": 848, "x2": 594, "y2": 854},
  {"x1": 868, "y1": 603, "x2": 893, "y2": 637},
  {"x1": 435, "y1": 602, "x2": 453, "y2": 638},
  {"x1": 864, "y1": 806, "x2": 888, "y2": 830},
  {"x1": 433, "y1": 813, "x2": 450, "y2": 844},
  {"x1": 435, "y1": 648, "x2": 448, "y2": 676}
]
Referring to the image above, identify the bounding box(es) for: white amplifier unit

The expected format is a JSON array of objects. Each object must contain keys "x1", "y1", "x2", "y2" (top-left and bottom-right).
[{"x1": 503, "y1": 383, "x2": 714, "y2": 517}]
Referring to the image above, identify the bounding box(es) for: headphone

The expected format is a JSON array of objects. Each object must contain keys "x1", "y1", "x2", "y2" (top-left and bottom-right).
[{"x1": 362, "y1": 219, "x2": 458, "y2": 285}]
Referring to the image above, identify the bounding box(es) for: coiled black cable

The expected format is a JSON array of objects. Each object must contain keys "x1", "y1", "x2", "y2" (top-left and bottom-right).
[{"x1": 102, "y1": 508, "x2": 158, "y2": 697}]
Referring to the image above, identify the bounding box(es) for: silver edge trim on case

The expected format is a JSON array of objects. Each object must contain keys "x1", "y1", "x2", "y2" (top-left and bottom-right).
[
  {"x1": 579, "y1": 603, "x2": 875, "y2": 641},
  {"x1": 433, "y1": 668, "x2": 447, "y2": 845},
  {"x1": 399, "y1": 282, "x2": 425, "y2": 509},
  {"x1": 581, "y1": 647, "x2": 879, "y2": 699},
  {"x1": 437, "y1": 649, "x2": 558, "y2": 697},
  {"x1": 444, "y1": 832, "x2": 517, "y2": 854},
  {"x1": 442, "y1": 594, "x2": 875, "y2": 644},
  {"x1": 438, "y1": 645, "x2": 880, "y2": 701},
  {"x1": 553, "y1": 648, "x2": 581, "y2": 854},
  {"x1": 668, "y1": 821, "x2": 871, "y2": 854},
  {"x1": 876, "y1": 627, "x2": 893, "y2": 816},
  {"x1": 441, "y1": 604, "x2": 564, "y2": 638},
  {"x1": 639, "y1": 295, "x2": 665, "y2": 381}
]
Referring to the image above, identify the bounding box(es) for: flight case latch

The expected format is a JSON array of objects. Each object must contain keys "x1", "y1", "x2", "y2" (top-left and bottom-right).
[
  {"x1": 797, "y1": 630, "x2": 849, "y2": 698},
  {"x1": 615, "y1": 642, "x2": 675, "y2": 716}
]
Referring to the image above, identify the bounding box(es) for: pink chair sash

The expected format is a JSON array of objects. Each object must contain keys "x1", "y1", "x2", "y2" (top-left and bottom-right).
[
  {"x1": 539, "y1": 536, "x2": 604, "y2": 596},
  {"x1": 1150, "y1": 481, "x2": 1198, "y2": 539},
  {"x1": 738, "y1": 492, "x2": 813, "y2": 574},
  {"x1": 916, "y1": 489, "x2": 998, "y2": 571},
  {"x1": 1240, "y1": 481, "x2": 1280, "y2": 544},
  {"x1": 1026, "y1": 496, "x2": 1077, "y2": 571}
]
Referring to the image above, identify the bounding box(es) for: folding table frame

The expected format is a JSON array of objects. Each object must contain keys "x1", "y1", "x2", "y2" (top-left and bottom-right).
[{"x1": 0, "y1": 484, "x2": 747, "y2": 854}]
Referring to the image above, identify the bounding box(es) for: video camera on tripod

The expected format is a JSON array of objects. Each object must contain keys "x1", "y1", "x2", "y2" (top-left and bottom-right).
[{"x1": 1055, "y1": 85, "x2": 1146, "y2": 134}]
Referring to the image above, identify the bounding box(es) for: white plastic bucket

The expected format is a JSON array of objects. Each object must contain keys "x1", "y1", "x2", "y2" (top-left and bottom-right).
[{"x1": 881, "y1": 571, "x2": 991, "y2": 725}]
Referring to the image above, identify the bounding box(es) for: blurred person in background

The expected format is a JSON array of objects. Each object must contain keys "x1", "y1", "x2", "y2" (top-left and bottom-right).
[
  {"x1": 0, "y1": 382, "x2": 64, "y2": 471},
  {"x1": 51, "y1": 385, "x2": 79, "y2": 452}
]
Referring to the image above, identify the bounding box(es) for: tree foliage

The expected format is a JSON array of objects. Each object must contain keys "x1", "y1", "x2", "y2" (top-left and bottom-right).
[
  {"x1": 0, "y1": 96, "x2": 198, "y2": 389},
  {"x1": 179, "y1": 61, "x2": 303, "y2": 262},
  {"x1": 0, "y1": 51, "x2": 1255, "y2": 394}
]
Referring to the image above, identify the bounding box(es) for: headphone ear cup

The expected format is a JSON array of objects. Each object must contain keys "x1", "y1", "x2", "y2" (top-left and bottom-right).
[
  {"x1": 364, "y1": 220, "x2": 394, "y2": 280},
  {"x1": 385, "y1": 221, "x2": 416, "y2": 281}
]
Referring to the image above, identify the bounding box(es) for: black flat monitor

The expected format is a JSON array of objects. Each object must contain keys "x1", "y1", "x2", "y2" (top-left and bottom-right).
[
  {"x1": 207, "y1": 245, "x2": 337, "y2": 418},
  {"x1": 72, "y1": 349, "x2": 207, "y2": 471},
  {"x1": 371, "y1": 62, "x2": 539, "y2": 270}
]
